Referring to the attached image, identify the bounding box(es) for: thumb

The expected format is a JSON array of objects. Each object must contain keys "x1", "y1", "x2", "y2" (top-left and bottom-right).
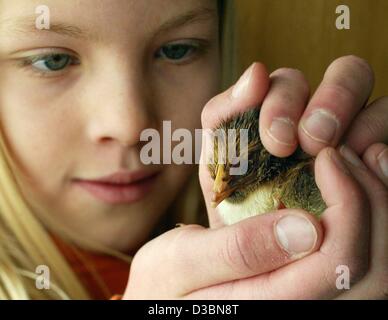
[{"x1": 126, "y1": 211, "x2": 322, "y2": 299}]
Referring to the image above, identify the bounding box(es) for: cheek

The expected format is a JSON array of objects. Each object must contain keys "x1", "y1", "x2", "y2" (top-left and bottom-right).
[{"x1": 0, "y1": 82, "x2": 78, "y2": 193}]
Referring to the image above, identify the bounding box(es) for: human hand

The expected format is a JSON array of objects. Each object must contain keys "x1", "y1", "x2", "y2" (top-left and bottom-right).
[
  {"x1": 123, "y1": 56, "x2": 387, "y2": 299},
  {"x1": 196, "y1": 55, "x2": 387, "y2": 298},
  {"x1": 123, "y1": 145, "x2": 387, "y2": 299}
]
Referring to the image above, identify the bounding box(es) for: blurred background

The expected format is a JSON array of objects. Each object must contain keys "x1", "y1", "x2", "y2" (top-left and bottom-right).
[{"x1": 221, "y1": 0, "x2": 388, "y2": 102}]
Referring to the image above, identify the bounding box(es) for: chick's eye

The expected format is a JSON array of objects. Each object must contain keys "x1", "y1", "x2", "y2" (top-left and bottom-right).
[{"x1": 156, "y1": 43, "x2": 199, "y2": 62}]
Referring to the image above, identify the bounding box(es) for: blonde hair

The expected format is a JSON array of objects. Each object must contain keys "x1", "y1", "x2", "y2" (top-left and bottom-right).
[
  {"x1": 0, "y1": 0, "x2": 235, "y2": 300},
  {"x1": 0, "y1": 130, "x2": 90, "y2": 299}
]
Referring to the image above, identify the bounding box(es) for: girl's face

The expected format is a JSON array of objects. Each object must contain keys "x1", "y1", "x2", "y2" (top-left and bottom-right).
[{"x1": 0, "y1": 0, "x2": 220, "y2": 251}]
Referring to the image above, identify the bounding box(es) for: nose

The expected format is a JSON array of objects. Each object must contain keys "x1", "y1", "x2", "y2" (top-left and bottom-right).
[{"x1": 84, "y1": 63, "x2": 154, "y2": 148}]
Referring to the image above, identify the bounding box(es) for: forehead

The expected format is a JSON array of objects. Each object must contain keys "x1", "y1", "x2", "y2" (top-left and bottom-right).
[{"x1": 0, "y1": 0, "x2": 218, "y2": 43}]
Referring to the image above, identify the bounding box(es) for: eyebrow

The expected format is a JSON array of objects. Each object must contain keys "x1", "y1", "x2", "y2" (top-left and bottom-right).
[
  {"x1": 154, "y1": 6, "x2": 217, "y2": 36},
  {"x1": 1, "y1": 6, "x2": 217, "y2": 41},
  {"x1": 1, "y1": 15, "x2": 87, "y2": 39}
]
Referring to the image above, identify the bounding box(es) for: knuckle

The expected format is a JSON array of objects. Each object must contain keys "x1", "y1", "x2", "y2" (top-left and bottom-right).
[
  {"x1": 129, "y1": 248, "x2": 152, "y2": 284},
  {"x1": 372, "y1": 95, "x2": 388, "y2": 108},
  {"x1": 201, "y1": 94, "x2": 226, "y2": 128},
  {"x1": 134, "y1": 224, "x2": 201, "y2": 267},
  {"x1": 274, "y1": 89, "x2": 295, "y2": 106},
  {"x1": 327, "y1": 55, "x2": 374, "y2": 86},
  {"x1": 272, "y1": 67, "x2": 304, "y2": 80},
  {"x1": 336, "y1": 184, "x2": 368, "y2": 215},
  {"x1": 355, "y1": 109, "x2": 387, "y2": 139},
  {"x1": 321, "y1": 244, "x2": 369, "y2": 287},
  {"x1": 366, "y1": 96, "x2": 388, "y2": 122},
  {"x1": 339, "y1": 256, "x2": 368, "y2": 284},
  {"x1": 336, "y1": 55, "x2": 374, "y2": 78},
  {"x1": 201, "y1": 103, "x2": 211, "y2": 126},
  {"x1": 223, "y1": 224, "x2": 261, "y2": 275},
  {"x1": 200, "y1": 108, "x2": 206, "y2": 125},
  {"x1": 350, "y1": 56, "x2": 374, "y2": 79},
  {"x1": 321, "y1": 265, "x2": 338, "y2": 293},
  {"x1": 126, "y1": 224, "x2": 204, "y2": 298},
  {"x1": 270, "y1": 68, "x2": 310, "y2": 98},
  {"x1": 348, "y1": 258, "x2": 369, "y2": 283},
  {"x1": 169, "y1": 224, "x2": 202, "y2": 253},
  {"x1": 130, "y1": 238, "x2": 161, "y2": 271}
]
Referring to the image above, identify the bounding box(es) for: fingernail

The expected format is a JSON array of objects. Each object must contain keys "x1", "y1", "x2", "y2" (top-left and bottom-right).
[
  {"x1": 377, "y1": 148, "x2": 388, "y2": 178},
  {"x1": 232, "y1": 63, "x2": 255, "y2": 99},
  {"x1": 301, "y1": 109, "x2": 340, "y2": 144},
  {"x1": 339, "y1": 145, "x2": 367, "y2": 169},
  {"x1": 267, "y1": 117, "x2": 297, "y2": 146},
  {"x1": 330, "y1": 148, "x2": 351, "y2": 175},
  {"x1": 275, "y1": 215, "x2": 317, "y2": 256}
]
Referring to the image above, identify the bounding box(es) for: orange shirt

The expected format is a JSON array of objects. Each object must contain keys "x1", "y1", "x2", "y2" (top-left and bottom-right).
[{"x1": 51, "y1": 235, "x2": 131, "y2": 300}]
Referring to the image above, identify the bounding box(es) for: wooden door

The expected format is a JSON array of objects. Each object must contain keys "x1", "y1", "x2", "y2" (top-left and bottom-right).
[{"x1": 222, "y1": 0, "x2": 388, "y2": 101}]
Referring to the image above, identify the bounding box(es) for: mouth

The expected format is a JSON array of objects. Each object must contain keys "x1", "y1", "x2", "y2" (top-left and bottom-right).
[{"x1": 72, "y1": 170, "x2": 161, "y2": 204}]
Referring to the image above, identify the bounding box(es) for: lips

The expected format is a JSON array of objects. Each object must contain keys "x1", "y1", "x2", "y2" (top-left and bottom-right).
[{"x1": 73, "y1": 170, "x2": 160, "y2": 204}]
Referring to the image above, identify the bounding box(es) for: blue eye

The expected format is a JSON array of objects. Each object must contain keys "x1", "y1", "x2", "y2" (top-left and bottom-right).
[
  {"x1": 24, "y1": 53, "x2": 80, "y2": 73},
  {"x1": 156, "y1": 43, "x2": 199, "y2": 62},
  {"x1": 34, "y1": 54, "x2": 71, "y2": 71}
]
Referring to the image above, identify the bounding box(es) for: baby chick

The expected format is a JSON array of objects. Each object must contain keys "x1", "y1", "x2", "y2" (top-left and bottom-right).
[{"x1": 207, "y1": 108, "x2": 326, "y2": 225}]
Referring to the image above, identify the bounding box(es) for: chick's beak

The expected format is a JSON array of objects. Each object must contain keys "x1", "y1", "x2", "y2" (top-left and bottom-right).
[{"x1": 211, "y1": 164, "x2": 233, "y2": 208}]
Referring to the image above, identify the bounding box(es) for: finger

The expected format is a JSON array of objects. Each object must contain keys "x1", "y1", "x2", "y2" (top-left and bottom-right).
[
  {"x1": 344, "y1": 97, "x2": 388, "y2": 155},
  {"x1": 131, "y1": 210, "x2": 322, "y2": 298},
  {"x1": 199, "y1": 62, "x2": 270, "y2": 228},
  {"x1": 336, "y1": 144, "x2": 388, "y2": 299},
  {"x1": 362, "y1": 143, "x2": 388, "y2": 187},
  {"x1": 201, "y1": 62, "x2": 270, "y2": 130},
  {"x1": 259, "y1": 68, "x2": 310, "y2": 157},
  {"x1": 339, "y1": 144, "x2": 387, "y2": 273},
  {"x1": 298, "y1": 55, "x2": 374, "y2": 156}
]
